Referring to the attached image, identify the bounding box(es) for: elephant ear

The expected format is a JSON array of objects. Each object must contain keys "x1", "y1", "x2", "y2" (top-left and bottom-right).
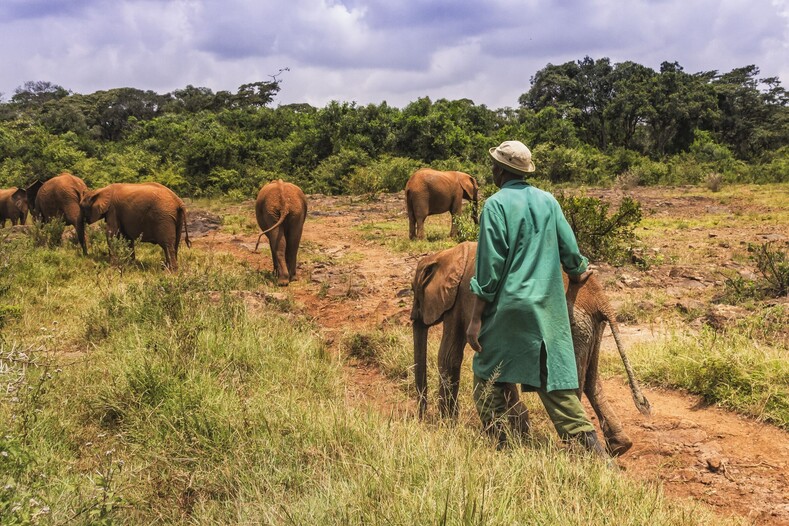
[
  {"x1": 414, "y1": 243, "x2": 470, "y2": 326},
  {"x1": 92, "y1": 188, "x2": 112, "y2": 218},
  {"x1": 25, "y1": 180, "x2": 42, "y2": 206},
  {"x1": 11, "y1": 189, "x2": 28, "y2": 211},
  {"x1": 458, "y1": 173, "x2": 478, "y2": 201},
  {"x1": 81, "y1": 188, "x2": 110, "y2": 223}
]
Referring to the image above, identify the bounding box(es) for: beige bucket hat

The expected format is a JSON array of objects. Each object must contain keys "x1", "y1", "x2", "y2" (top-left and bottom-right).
[{"x1": 489, "y1": 140, "x2": 536, "y2": 177}]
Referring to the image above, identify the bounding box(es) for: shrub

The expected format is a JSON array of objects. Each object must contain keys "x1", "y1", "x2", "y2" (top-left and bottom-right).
[
  {"x1": 29, "y1": 218, "x2": 67, "y2": 248},
  {"x1": 751, "y1": 146, "x2": 789, "y2": 183},
  {"x1": 556, "y1": 193, "x2": 642, "y2": 265},
  {"x1": 615, "y1": 170, "x2": 641, "y2": 190},
  {"x1": 705, "y1": 172, "x2": 723, "y2": 192},
  {"x1": 530, "y1": 143, "x2": 608, "y2": 184},
  {"x1": 721, "y1": 242, "x2": 789, "y2": 302},
  {"x1": 452, "y1": 202, "x2": 481, "y2": 242},
  {"x1": 752, "y1": 242, "x2": 789, "y2": 298}
]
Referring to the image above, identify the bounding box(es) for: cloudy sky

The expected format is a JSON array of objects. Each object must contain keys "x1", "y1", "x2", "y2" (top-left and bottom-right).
[{"x1": 1, "y1": 0, "x2": 787, "y2": 109}]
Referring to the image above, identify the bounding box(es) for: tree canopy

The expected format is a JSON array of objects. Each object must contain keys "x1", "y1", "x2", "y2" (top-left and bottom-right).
[{"x1": 1, "y1": 57, "x2": 786, "y2": 195}]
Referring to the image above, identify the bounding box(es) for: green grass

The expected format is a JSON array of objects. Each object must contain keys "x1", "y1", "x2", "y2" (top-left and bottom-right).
[
  {"x1": 604, "y1": 325, "x2": 789, "y2": 429},
  {"x1": 357, "y1": 217, "x2": 458, "y2": 254},
  {"x1": 0, "y1": 234, "x2": 741, "y2": 525}
]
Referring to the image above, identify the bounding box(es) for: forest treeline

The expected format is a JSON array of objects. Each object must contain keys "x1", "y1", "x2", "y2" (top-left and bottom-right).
[{"x1": 0, "y1": 57, "x2": 787, "y2": 197}]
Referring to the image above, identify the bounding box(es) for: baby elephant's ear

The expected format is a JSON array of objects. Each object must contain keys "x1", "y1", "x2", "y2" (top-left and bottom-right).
[
  {"x1": 416, "y1": 243, "x2": 469, "y2": 326},
  {"x1": 12, "y1": 188, "x2": 27, "y2": 210}
]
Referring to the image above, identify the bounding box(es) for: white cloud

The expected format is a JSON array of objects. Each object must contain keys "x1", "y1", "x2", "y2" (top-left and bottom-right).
[{"x1": 0, "y1": 0, "x2": 787, "y2": 107}]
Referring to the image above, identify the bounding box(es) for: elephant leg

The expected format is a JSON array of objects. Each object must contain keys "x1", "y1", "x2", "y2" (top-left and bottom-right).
[
  {"x1": 267, "y1": 228, "x2": 289, "y2": 286},
  {"x1": 583, "y1": 334, "x2": 632, "y2": 456},
  {"x1": 585, "y1": 377, "x2": 632, "y2": 456},
  {"x1": 437, "y1": 321, "x2": 465, "y2": 419},
  {"x1": 163, "y1": 244, "x2": 177, "y2": 272},
  {"x1": 415, "y1": 215, "x2": 426, "y2": 240},
  {"x1": 285, "y1": 221, "x2": 303, "y2": 281},
  {"x1": 448, "y1": 201, "x2": 462, "y2": 238},
  {"x1": 407, "y1": 202, "x2": 417, "y2": 240}
]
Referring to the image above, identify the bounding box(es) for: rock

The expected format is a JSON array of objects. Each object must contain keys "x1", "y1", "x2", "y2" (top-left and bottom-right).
[
  {"x1": 396, "y1": 288, "x2": 412, "y2": 298},
  {"x1": 619, "y1": 274, "x2": 642, "y2": 288},
  {"x1": 705, "y1": 304, "x2": 749, "y2": 330},
  {"x1": 264, "y1": 292, "x2": 289, "y2": 302},
  {"x1": 706, "y1": 457, "x2": 723, "y2": 473},
  {"x1": 675, "y1": 299, "x2": 705, "y2": 314},
  {"x1": 186, "y1": 209, "x2": 222, "y2": 237}
]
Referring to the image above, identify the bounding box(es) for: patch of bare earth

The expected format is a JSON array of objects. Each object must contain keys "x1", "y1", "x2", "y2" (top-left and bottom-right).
[{"x1": 190, "y1": 189, "x2": 789, "y2": 525}]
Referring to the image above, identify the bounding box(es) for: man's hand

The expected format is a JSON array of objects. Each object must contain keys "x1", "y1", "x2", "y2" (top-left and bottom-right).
[
  {"x1": 466, "y1": 318, "x2": 482, "y2": 353},
  {"x1": 569, "y1": 269, "x2": 594, "y2": 284}
]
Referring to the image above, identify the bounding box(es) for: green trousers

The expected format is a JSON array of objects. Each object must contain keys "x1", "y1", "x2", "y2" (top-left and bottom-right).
[{"x1": 473, "y1": 374, "x2": 594, "y2": 439}]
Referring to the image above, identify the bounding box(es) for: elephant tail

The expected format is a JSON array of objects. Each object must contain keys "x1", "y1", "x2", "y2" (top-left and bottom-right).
[
  {"x1": 179, "y1": 206, "x2": 192, "y2": 248},
  {"x1": 605, "y1": 312, "x2": 652, "y2": 416},
  {"x1": 254, "y1": 213, "x2": 287, "y2": 252},
  {"x1": 413, "y1": 318, "x2": 429, "y2": 419}
]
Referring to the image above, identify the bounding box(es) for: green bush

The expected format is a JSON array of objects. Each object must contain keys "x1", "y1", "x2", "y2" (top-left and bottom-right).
[
  {"x1": 721, "y1": 242, "x2": 789, "y2": 302},
  {"x1": 751, "y1": 146, "x2": 789, "y2": 183},
  {"x1": 556, "y1": 193, "x2": 642, "y2": 264},
  {"x1": 29, "y1": 218, "x2": 67, "y2": 248}
]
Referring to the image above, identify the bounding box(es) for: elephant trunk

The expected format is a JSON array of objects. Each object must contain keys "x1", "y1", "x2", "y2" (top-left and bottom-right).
[
  {"x1": 606, "y1": 314, "x2": 651, "y2": 416},
  {"x1": 413, "y1": 319, "x2": 429, "y2": 419}
]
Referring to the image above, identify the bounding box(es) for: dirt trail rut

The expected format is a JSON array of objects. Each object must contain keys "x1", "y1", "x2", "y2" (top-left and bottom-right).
[{"x1": 191, "y1": 194, "x2": 789, "y2": 525}]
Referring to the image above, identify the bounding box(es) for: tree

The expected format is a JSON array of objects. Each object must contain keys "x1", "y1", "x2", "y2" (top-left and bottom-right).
[
  {"x1": 233, "y1": 81, "x2": 280, "y2": 109},
  {"x1": 712, "y1": 66, "x2": 789, "y2": 159},
  {"x1": 644, "y1": 62, "x2": 718, "y2": 156},
  {"x1": 10, "y1": 81, "x2": 70, "y2": 108}
]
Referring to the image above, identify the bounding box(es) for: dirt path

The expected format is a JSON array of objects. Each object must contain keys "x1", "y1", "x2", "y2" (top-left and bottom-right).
[{"x1": 191, "y1": 193, "x2": 789, "y2": 525}]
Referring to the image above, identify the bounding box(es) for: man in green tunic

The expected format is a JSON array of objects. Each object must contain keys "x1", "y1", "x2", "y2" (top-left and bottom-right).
[{"x1": 466, "y1": 140, "x2": 609, "y2": 459}]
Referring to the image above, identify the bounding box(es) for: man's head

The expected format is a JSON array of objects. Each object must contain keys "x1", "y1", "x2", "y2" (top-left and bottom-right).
[{"x1": 489, "y1": 140, "x2": 535, "y2": 187}]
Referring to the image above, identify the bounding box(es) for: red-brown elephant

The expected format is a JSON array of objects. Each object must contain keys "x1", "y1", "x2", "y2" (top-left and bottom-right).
[
  {"x1": 80, "y1": 182, "x2": 191, "y2": 271},
  {"x1": 31, "y1": 173, "x2": 89, "y2": 254},
  {"x1": 405, "y1": 169, "x2": 478, "y2": 240},
  {"x1": 255, "y1": 180, "x2": 308, "y2": 286},
  {"x1": 0, "y1": 186, "x2": 31, "y2": 226}
]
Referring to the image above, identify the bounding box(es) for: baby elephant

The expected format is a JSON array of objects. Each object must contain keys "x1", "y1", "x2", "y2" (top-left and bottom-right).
[
  {"x1": 405, "y1": 169, "x2": 478, "y2": 240},
  {"x1": 255, "y1": 180, "x2": 307, "y2": 286},
  {"x1": 0, "y1": 186, "x2": 31, "y2": 226},
  {"x1": 80, "y1": 182, "x2": 191, "y2": 271},
  {"x1": 411, "y1": 242, "x2": 650, "y2": 456}
]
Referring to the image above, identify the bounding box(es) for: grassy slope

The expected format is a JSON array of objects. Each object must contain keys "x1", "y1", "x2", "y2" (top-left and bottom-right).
[{"x1": 0, "y1": 230, "x2": 737, "y2": 524}]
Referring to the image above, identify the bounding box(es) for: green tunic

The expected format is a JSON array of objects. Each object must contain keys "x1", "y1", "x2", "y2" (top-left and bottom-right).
[{"x1": 470, "y1": 180, "x2": 588, "y2": 391}]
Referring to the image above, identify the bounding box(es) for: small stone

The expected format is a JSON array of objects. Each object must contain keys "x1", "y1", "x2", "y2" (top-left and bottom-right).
[{"x1": 706, "y1": 457, "x2": 723, "y2": 472}]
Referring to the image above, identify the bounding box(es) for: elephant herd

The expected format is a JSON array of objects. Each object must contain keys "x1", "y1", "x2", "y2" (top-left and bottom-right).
[
  {"x1": 2, "y1": 173, "x2": 192, "y2": 270},
  {"x1": 2, "y1": 168, "x2": 648, "y2": 456}
]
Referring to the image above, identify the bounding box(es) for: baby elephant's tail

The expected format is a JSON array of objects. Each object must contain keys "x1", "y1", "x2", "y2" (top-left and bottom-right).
[{"x1": 178, "y1": 206, "x2": 192, "y2": 248}]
